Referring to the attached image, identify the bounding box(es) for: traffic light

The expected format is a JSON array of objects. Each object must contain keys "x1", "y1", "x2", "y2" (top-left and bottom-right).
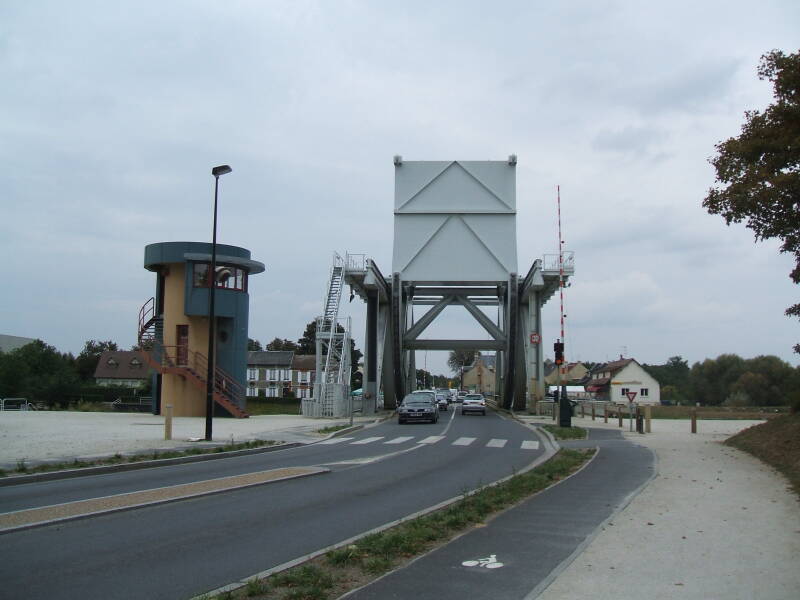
[{"x1": 554, "y1": 340, "x2": 564, "y2": 365}]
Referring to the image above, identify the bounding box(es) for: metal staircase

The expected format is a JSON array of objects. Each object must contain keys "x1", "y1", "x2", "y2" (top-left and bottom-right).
[
  {"x1": 137, "y1": 298, "x2": 248, "y2": 418},
  {"x1": 304, "y1": 254, "x2": 353, "y2": 417}
]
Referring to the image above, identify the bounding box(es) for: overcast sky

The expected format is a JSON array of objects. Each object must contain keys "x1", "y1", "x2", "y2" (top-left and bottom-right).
[{"x1": 2, "y1": 1, "x2": 798, "y2": 376}]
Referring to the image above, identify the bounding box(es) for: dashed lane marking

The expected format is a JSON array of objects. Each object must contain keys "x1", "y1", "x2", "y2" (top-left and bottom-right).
[
  {"x1": 318, "y1": 437, "x2": 354, "y2": 445},
  {"x1": 486, "y1": 439, "x2": 507, "y2": 448},
  {"x1": 521, "y1": 440, "x2": 540, "y2": 450}
]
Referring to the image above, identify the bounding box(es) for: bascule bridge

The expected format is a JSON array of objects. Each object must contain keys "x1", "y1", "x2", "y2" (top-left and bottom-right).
[{"x1": 308, "y1": 156, "x2": 573, "y2": 416}]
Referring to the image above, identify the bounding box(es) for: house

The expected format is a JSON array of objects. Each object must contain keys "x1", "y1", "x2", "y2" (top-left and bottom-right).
[
  {"x1": 291, "y1": 354, "x2": 316, "y2": 399},
  {"x1": 93, "y1": 351, "x2": 149, "y2": 388},
  {"x1": 247, "y1": 351, "x2": 294, "y2": 398},
  {"x1": 585, "y1": 358, "x2": 660, "y2": 405},
  {"x1": 462, "y1": 354, "x2": 497, "y2": 397},
  {"x1": 544, "y1": 361, "x2": 588, "y2": 386}
]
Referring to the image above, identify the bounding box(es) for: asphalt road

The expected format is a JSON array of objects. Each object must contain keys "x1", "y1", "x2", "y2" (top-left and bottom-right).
[
  {"x1": 346, "y1": 428, "x2": 656, "y2": 600},
  {"x1": 0, "y1": 408, "x2": 546, "y2": 600}
]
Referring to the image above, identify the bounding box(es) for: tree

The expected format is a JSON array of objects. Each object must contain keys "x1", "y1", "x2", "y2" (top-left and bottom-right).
[
  {"x1": 0, "y1": 340, "x2": 79, "y2": 407},
  {"x1": 265, "y1": 338, "x2": 299, "y2": 352},
  {"x1": 703, "y1": 49, "x2": 800, "y2": 353},
  {"x1": 447, "y1": 350, "x2": 477, "y2": 373},
  {"x1": 247, "y1": 338, "x2": 263, "y2": 351},
  {"x1": 689, "y1": 354, "x2": 746, "y2": 406},
  {"x1": 296, "y1": 321, "x2": 316, "y2": 355},
  {"x1": 643, "y1": 356, "x2": 690, "y2": 402},
  {"x1": 75, "y1": 340, "x2": 119, "y2": 381}
]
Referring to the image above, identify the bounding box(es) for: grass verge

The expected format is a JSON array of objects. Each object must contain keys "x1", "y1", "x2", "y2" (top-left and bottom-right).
[
  {"x1": 201, "y1": 448, "x2": 592, "y2": 600},
  {"x1": 0, "y1": 439, "x2": 279, "y2": 478},
  {"x1": 725, "y1": 412, "x2": 800, "y2": 498},
  {"x1": 541, "y1": 424, "x2": 587, "y2": 440},
  {"x1": 316, "y1": 425, "x2": 351, "y2": 435}
]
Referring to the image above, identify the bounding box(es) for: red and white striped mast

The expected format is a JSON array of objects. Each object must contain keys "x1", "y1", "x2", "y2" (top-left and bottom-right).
[{"x1": 554, "y1": 185, "x2": 569, "y2": 424}]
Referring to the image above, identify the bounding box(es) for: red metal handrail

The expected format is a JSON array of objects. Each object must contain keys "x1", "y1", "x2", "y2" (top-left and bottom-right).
[{"x1": 156, "y1": 344, "x2": 244, "y2": 405}]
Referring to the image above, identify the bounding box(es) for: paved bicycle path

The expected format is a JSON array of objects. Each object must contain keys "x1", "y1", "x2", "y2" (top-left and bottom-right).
[{"x1": 345, "y1": 428, "x2": 655, "y2": 600}]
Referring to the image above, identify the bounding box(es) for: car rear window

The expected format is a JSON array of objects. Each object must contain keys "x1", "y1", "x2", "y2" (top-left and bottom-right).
[{"x1": 464, "y1": 395, "x2": 482, "y2": 400}]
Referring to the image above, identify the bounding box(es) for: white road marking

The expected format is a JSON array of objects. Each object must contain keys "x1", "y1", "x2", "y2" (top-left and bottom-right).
[
  {"x1": 351, "y1": 437, "x2": 384, "y2": 445},
  {"x1": 418, "y1": 436, "x2": 445, "y2": 444},
  {"x1": 521, "y1": 440, "x2": 540, "y2": 450},
  {"x1": 384, "y1": 436, "x2": 414, "y2": 445},
  {"x1": 318, "y1": 437, "x2": 353, "y2": 444},
  {"x1": 453, "y1": 437, "x2": 476, "y2": 446},
  {"x1": 486, "y1": 439, "x2": 507, "y2": 448}
]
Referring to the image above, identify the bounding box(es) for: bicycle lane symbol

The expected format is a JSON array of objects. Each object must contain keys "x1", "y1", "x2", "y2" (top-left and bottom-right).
[{"x1": 461, "y1": 554, "x2": 504, "y2": 569}]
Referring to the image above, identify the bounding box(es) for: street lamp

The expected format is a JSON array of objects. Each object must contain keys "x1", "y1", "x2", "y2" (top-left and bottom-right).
[{"x1": 205, "y1": 164, "x2": 232, "y2": 441}]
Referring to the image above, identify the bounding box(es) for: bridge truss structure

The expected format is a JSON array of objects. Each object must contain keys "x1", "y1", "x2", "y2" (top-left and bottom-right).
[{"x1": 330, "y1": 157, "x2": 573, "y2": 412}]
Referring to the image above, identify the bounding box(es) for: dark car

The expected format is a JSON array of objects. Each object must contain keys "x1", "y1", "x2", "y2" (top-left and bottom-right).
[{"x1": 398, "y1": 393, "x2": 439, "y2": 424}]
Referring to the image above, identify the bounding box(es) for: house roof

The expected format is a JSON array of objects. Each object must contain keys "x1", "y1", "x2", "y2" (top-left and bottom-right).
[
  {"x1": 248, "y1": 351, "x2": 294, "y2": 367},
  {"x1": 597, "y1": 358, "x2": 636, "y2": 376},
  {"x1": 93, "y1": 351, "x2": 149, "y2": 380},
  {"x1": 464, "y1": 354, "x2": 496, "y2": 373},
  {"x1": 291, "y1": 354, "x2": 315, "y2": 370}
]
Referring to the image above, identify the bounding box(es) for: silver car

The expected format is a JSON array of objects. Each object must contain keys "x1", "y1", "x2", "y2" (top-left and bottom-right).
[{"x1": 461, "y1": 393, "x2": 486, "y2": 416}]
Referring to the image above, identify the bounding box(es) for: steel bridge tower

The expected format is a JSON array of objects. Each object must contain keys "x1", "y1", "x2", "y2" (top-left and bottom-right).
[{"x1": 335, "y1": 156, "x2": 573, "y2": 411}]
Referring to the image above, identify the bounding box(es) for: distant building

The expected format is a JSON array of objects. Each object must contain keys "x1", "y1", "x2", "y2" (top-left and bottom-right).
[
  {"x1": 291, "y1": 354, "x2": 316, "y2": 399},
  {"x1": 585, "y1": 358, "x2": 660, "y2": 405},
  {"x1": 544, "y1": 361, "x2": 588, "y2": 386},
  {"x1": 93, "y1": 351, "x2": 149, "y2": 388},
  {"x1": 462, "y1": 354, "x2": 497, "y2": 397},
  {"x1": 0, "y1": 334, "x2": 36, "y2": 353},
  {"x1": 247, "y1": 351, "x2": 294, "y2": 398}
]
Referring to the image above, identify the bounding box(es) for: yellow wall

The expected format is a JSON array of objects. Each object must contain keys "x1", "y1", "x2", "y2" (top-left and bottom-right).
[{"x1": 160, "y1": 263, "x2": 208, "y2": 417}]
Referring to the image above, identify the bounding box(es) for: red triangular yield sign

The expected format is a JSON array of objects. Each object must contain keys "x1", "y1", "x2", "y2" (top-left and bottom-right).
[{"x1": 626, "y1": 391, "x2": 638, "y2": 402}]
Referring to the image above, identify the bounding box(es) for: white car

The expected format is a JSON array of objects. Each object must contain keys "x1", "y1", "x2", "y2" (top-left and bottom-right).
[{"x1": 461, "y1": 393, "x2": 486, "y2": 416}]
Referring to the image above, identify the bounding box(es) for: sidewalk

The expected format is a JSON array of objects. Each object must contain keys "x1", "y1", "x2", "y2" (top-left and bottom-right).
[
  {"x1": 0, "y1": 410, "x2": 384, "y2": 470},
  {"x1": 522, "y1": 413, "x2": 800, "y2": 600}
]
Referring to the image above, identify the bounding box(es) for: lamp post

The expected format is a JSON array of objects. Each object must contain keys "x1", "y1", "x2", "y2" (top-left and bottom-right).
[{"x1": 205, "y1": 164, "x2": 232, "y2": 441}]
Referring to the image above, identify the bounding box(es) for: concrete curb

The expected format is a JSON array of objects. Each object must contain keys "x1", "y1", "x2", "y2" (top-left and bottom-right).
[
  {"x1": 0, "y1": 466, "x2": 330, "y2": 535},
  {"x1": 0, "y1": 441, "x2": 302, "y2": 487}
]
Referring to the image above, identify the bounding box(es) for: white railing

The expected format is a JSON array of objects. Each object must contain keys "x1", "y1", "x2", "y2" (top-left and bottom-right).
[
  {"x1": 345, "y1": 253, "x2": 366, "y2": 272},
  {"x1": 542, "y1": 251, "x2": 575, "y2": 272}
]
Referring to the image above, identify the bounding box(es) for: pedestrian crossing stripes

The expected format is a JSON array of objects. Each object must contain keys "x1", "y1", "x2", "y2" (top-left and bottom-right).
[
  {"x1": 351, "y1": 436, "x2": 383, "y2": 445},
  {"x1": 319, "y1": 436, "x2": 540, "y2": 450},
  {"x1": 384, "y1": 436, "x2": 414, "y2": 445},
  {"x1": 453, "y1": 437, "x2": 476, "y2": 446},
  {"x1": 486, "y1": 438, "x2": 507, "y2": 448},
  {"x1": 418, "y1": 436, "x2": 445, "y2": 444}
]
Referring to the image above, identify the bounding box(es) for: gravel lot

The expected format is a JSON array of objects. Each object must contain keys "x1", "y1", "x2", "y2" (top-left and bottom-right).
[
  {"x1": 521, "y1": 414, "x2": 800, "y2": 600},
  {"x1": 0, "y1": 411, "x2": 376, "y2": 469}
]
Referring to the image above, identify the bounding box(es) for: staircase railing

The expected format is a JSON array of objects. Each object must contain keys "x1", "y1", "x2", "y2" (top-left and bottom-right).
[{"x1": 138, "y1": 297, "x2": 157, "y2": 343}]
